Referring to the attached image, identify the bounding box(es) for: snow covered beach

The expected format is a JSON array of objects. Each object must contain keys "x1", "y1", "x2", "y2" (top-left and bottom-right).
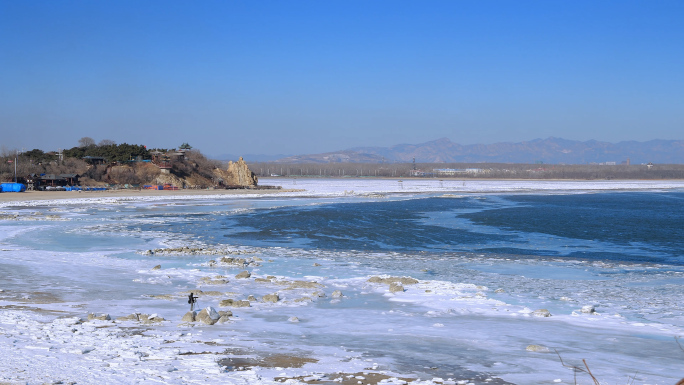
[{"x1": 1, "y1": 179, "x2": 684, "y2": 384}]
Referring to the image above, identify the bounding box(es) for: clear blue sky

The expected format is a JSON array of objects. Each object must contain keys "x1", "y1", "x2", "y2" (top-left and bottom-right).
[{"x1": 1, "y1": 0, "x2": 683, "y2": 157}]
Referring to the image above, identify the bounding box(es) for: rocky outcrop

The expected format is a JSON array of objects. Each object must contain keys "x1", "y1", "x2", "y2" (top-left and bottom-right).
[
  {"x1": 367, "y1": 276, "x2": 419, "y2": 285},
  {"x1": 196, "y1": 290, "x2": 222, "y2": 297},
  {"x1": 140, "y1": 314, "x2": 165, "y2": 324},
  {"x1": 368, "y1": 276, "x2": 417, "y2": 294},
  {"x1": 200, "y1": 276, "x2": 229, "y2": 285},
  {"x1": 88, "y1": 313, "x2": 111, "y2": 321},
  {"x1": 150, "y1": 294, "x2": 174, "y2": 300},
  {"x1": 182, "y1": 311, "x2": 196, "y2": 322},
  {"x1": 116, "y1": 314, "x2": 140, "y2": 322},
  {"x1": 183, "y1": 309, "x2": 231, "y2": 324},
  {"x1": 526, "y1": 344, "x2": 551, "y2": 353},
  {"x1": 277, "y1": 280, "x2": 324, "y2": 289},
  {"x1": 533, "y1": 309, "x2": 552, "y2": 317},
  {"x1": 197, "y1": 307, "x2": 221, "y2": 325},
  {"x1": 389, "y1": 283, "x2": 404, "y2": 293},
  {"x1": 216, "y1": 157, "x2": 258, "y2": 187},
  {"x1": 235, "y1": 271, "x2": 251, "y2": 279},
  {"x1": 262, "y1": 294, "x2": 280, "y2": 303},
  {"x1": 114, "y1": 313, "x2": 163, "y2": 323},
  {"x1": 219, "y1": 299, "x2": 251, "y2": 308},
  {"x1": 220, "y1": 257, "x2": 247, "y2": 266}
]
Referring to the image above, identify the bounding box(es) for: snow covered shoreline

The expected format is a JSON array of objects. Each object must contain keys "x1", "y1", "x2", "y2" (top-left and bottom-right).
[{"x1": 3, "y1": 178, "x2": 684, "y2": 209}]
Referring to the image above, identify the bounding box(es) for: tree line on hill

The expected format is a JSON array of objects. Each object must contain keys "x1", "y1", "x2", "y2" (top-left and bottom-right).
[
  {"x1": 63, "y1": 142, "x2": 149, "y2": 163},
  {"x1": 248, "y1": 161, "x2": 684, "y2": 180},
  {"x1": 2, "y1": 138, "x2": 150, "y2": 164}
]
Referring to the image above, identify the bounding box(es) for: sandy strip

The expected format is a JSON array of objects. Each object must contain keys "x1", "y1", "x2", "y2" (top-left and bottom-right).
[{"x1": 0, "y1": 188, "x2": 302, "y2": 204}]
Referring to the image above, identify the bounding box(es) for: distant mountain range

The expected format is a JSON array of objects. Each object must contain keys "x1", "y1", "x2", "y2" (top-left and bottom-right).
[
  {"x1": 215, "y1": 153, "x2": 293, "y2": 162},
  {"x1": 272, "y1": 137, "x2": 684, "y2": 164}
]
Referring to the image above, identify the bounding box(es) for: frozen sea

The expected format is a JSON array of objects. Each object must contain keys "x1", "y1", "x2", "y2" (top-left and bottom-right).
[{"x1": 1, "y1": 179, "x2": 684, "y2": 385}]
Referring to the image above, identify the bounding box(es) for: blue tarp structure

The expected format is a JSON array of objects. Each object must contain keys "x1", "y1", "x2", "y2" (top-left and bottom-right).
[{"x1": 0, "y1": 183, "x2": 26, "y2": 192}]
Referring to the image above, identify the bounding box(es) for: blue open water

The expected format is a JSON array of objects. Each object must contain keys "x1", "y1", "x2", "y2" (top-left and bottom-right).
[{"x1": 156, "y1": 191, "x2": 684, "y2": 266}]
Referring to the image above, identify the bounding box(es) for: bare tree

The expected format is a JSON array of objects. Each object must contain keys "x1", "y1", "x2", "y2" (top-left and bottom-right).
[
  {"x1": 135, "y1": 163, "x2": 161, "y2": 184},
  {"x1": 82, "y1": 165, "x2": 107, "y2": 181},
  {"x1": 0, "y1": 145, "x2": 15, "y2": 158},
  {"x1": 45, "y1": 158, "x2": 88, "y2": 175},
  {"x1": 107, "y1": 165, "x2": 139, "y2": 185},
  {"x1": 78, "y1": 137, "x2": 96, "y2": 147},
  {"x1": 98, "y1": 139, "x2": 116, "y2": 146}
]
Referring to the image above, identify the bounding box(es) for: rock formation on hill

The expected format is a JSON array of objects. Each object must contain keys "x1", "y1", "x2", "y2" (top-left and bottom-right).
[
  {"x1": 85, "y1": 155, "x2": 258, "y2": 189},
  {"x1": 218, "y1": 157, "x2": 258, "y2": 187}
]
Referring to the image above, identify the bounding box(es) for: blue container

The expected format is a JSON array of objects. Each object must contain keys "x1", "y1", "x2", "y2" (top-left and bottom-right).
[{"x1": 0, "y1": 183, "x2": 26, "y2": 192}]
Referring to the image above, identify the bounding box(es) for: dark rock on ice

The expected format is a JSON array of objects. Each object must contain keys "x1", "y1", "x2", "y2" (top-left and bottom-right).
[{"x1": 235, "y1": 271, "x2": 251, "y2": 279}]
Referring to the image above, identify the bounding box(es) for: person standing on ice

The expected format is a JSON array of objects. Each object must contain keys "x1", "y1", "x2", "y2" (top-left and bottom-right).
[{"x1": 188, "y1": 292, "x2": 198, "y2": 311}]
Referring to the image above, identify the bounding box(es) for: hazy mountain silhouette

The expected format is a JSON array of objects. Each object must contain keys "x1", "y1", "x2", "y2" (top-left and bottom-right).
[
  {"x1": 215, "y1": 153, "x2": 293, "y2": 162},
  {"x1": 274, "y1": 137, "x2": 684, "y2": 164}
]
